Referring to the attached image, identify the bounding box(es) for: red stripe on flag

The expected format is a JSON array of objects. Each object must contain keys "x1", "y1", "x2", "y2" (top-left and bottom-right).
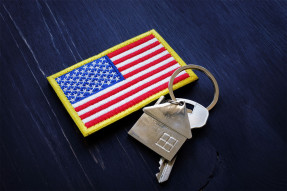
[
  {"x1": 80, "y1": 68, "x2": 179, "y2": 120},
  {"x1": 75, "y1": 60, "x2": 177, "y2": 112},
  {"x1": 117, "y1": 47, "x2": 167, "y2": 72},
  {"x1": 112, "y1": 41, "x2": 160, "y2": 65},
  {"x1": 107, "y1": 34, "x2": 154, "y2": 58},
  {"x1": 85, "y1": 73, "x2": 190, "y2": 128}
]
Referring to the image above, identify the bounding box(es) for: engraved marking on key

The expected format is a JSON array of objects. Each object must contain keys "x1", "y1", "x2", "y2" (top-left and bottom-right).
[{"x1": 155, "y1": 133, "x2": 179, "y2": 152}]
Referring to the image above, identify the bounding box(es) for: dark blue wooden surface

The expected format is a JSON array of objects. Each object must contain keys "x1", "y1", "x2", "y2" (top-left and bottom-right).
[{"x1": 1, "y1": 0, "x2": 286, "y2": 190}]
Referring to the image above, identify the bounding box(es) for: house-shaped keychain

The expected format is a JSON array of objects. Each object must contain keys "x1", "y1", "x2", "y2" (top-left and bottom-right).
[
  {"x1": 128, "y1": 97, "x2": 192, "y2": 161},
  {"x1": 128, "y1": 64, "x2": 217, "y2": 182}
]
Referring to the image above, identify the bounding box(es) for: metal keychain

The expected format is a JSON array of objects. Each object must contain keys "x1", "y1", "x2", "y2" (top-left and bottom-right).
[{"x1": 128, "y1": 65, "x2": 219, "y2": 183}]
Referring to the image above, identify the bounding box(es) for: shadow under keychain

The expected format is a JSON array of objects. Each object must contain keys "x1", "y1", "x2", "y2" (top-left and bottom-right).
[{"x1": 128, "y1": 64, "x2": 219, "y2": 183}]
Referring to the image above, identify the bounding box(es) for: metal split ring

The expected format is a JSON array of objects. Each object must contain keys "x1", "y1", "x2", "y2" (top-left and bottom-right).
[{"x1": 168, "y1": 65, "x2": 219, "y2": 111}]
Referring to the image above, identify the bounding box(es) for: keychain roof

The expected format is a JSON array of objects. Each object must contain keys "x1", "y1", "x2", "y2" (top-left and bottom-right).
[{"x1": 47, "y1": 29, "x2": 198, "y2": 136}]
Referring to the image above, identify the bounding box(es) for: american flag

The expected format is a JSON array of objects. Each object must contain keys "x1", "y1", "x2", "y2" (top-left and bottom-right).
[{"x1": 54, "y1": 33, "x2": 192, "y2": 131}]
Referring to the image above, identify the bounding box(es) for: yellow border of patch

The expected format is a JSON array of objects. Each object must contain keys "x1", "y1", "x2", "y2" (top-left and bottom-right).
[{"x1": 47, "y1": 29, "x2": 198, "y2": 137}]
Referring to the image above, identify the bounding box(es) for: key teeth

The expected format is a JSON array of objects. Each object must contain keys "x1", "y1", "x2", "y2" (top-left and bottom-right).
[
  {"x1": 156, "y1": 173, "x2": 164, "y2": 183},
  {"x1": 157, "y1": 175, "x2": 167, "y2": 183},
  {"x1": 156, "y1": 156, "x2": 177, "y2": 183},
  {"x1": 159, "y1": 158, "x2": 164, "y2": 166}
]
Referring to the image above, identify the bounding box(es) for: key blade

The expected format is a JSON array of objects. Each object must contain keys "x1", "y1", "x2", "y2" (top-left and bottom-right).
[{"x1": 156, "y1": 156, "x2": 177, "y2": 183}]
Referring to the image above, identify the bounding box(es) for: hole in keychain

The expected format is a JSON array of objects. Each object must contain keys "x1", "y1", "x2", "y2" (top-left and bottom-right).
[
  {"x1": 167, "y1": 100, "x2": 185, "y2": 106},
  {"x1": 168, "y1": 65, "x2": 219, "y2": 111},
  {"x1": 168, "y1": 99, "x2": 194, "y2": 110}
]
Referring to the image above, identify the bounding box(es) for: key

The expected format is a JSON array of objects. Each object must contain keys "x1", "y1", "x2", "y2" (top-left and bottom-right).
[
  {"x1": 177, "y1": 98, "x2": 209, "y2": 130},
  {"x1": 155, "y1": 99, "x2": 209, "y2": 183},
  {"x1": 150, "y1": 96, "x2": 178, "y2": 183},
  {"x1": 156, "y1": 156, "x2": 177, "y2": 183},
  {"x1": 154, "y1": 95, "x2": 165, "y2": 105}
]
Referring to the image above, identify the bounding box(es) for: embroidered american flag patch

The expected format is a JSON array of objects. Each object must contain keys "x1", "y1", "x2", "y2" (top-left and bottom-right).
[{"x1": 48, "y1": 30, "x2": 197, "y2": 136}]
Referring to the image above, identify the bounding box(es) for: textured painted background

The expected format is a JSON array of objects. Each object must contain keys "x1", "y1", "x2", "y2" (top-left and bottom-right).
[{"x1": 1, "y1": 0, "x2": 286, "y2": 190}]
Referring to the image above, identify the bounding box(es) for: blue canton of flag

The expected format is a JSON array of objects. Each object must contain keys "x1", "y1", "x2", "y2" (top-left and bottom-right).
[{"x1": 56, "y1": 56, "x2": 124, "y2": 104}]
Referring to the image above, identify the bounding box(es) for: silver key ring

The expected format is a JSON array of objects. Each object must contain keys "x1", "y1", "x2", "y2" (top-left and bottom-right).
[{"x1": 168, "y1": 65, "x2": 219, "y2": 111}]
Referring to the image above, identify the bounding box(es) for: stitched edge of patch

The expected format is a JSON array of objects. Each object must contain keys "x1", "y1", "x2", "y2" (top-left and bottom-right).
[{"x1": 47, "y1": 29, "x2": 198, "y2": 137}]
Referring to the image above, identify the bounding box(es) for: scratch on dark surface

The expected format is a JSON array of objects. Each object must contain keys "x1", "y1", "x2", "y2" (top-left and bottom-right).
[
  {"x1": 199, "y1": 151, "x2": 222, "y2": 191},
  {"x1": 95, "y1": 146, "x2": 106, "y2": 170},
  {"x1": 88, "y1": 146, "x2": 106, "y2": 170},
  {"x1": 44, "y1": 1, "x2": 78, "y2": 63},
  {"x1": 2, "y1": 10, "x2": 95, "y2": 188},
  {"x1": 137, "y1": 152, "x2": 159, "y2": 190},
  {"x1": 2, "y1": 5, "x2": 46, "y2": 77},
  {"x1": 59, "y1": 18, "x2": 83, "y2": 60},
  {"x1": 116, "y1": 135, "x2": 134, "y2": 165},
  {"x1": 88, "y1": 149, "x2": 99, "y2": 164},
  {"x1": 137, "y1": 151, "x2": 154, "y2": 178},
  {"x1": 59, "y1": 125, "x2": 95, "y2": 188},
  {"x1": 47, "y1": 112, "x2": 53, "y2": 121},
  {"x1": 36, "y1": 0, "x2": 61, "y2": 56}
]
